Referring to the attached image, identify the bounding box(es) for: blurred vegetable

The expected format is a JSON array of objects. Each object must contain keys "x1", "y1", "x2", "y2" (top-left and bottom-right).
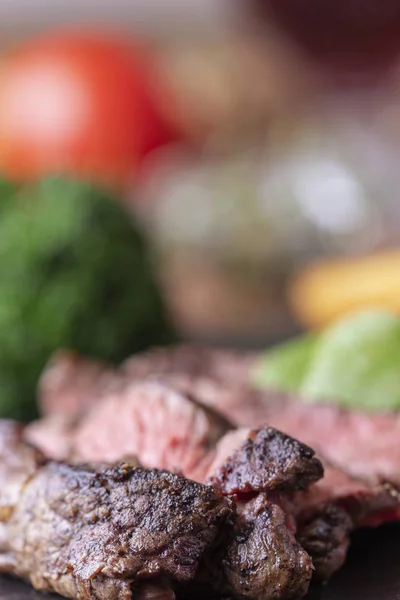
[
  {"x1": 289, "y1": 250, "x2": 400, "y2": 330},
  {"x1": 0, "y1": 177, "x2": 174, "y2": 420},
  {"x1": 0, "y1": 32, "x2": 177, "y2": 186},
  {"x1": 252, "y1": 334, "x2": 317, "y2": 391},
  {"x1": 253, "y1": 310, "x2": 400, "y2": 411}
]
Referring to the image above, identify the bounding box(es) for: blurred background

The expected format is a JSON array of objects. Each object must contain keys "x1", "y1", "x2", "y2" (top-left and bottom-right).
[{"x1": 2, "y1": 0, "x2": 400, "y2": 352}]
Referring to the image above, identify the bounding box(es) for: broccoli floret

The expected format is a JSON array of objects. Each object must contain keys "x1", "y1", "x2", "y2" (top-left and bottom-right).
[{"x1": 0, "y1": 176, "x2": 175, "y2": 420}]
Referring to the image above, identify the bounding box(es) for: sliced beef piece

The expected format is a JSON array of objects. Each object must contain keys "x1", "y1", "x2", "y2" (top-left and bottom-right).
[
  {"x1": 39, "y1": 350, "x2": 124, "y2": 418},
  {"x1": 134, "y1": 348, "x2": 400, "y2": 492},
  {"x1": 201, "y1": 426, "x2": 323, "y2": 599},
  {"x1": 222, "y1": 494, "x2": 313, "y2": 600},
  {"x1": 31, "y1": 346, "x2": 265, "y2": 469},
  {"x1": 201, "y1": 414, "x2": 398, "y2": 585},
  {"x1": 200, "y1": 384, "x2": 400, "y2": 491},
  {"x1": 205, "y1": 428, "x2": 323, "y2": 496},
  {"x1": 122, "y1": 346, "x2": 287, "y2": 431},
  {"x1": 38, "y1": 345, "x2": 256, "y2": 423},
  {"x1": 295, "y1": 462, "x2": 400, "y2": 528},
  {"x1": 122, "y1": 345, "x2": 257, "y2": 388},
  {"x1": 24, "y1": 414, "x2": 76, "y2": 461},
  {"x1": 265, "y1": 402, "x2": 400, "y2": 489},
  {"x1": 0, "y1": 427, "x2": 233, "y2": 600},
  {"x1": 10, "y1": 465, "x2": 232, "y2": 598},
  {"x1": 70, "y1": 381, "x2": 231, "y2": 482},
  {"x1": 296, "y1": 504, "x2": 352, "y2": 583},
  {"x1": 193, "y1": 376, "x2": 400, "y2": 526},
  {"x1": 153, "y1": 375, "x2": 279, "y2": 434}
]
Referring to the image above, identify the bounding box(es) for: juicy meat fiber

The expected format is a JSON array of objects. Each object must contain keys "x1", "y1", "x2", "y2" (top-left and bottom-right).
[
  {"x1": 24, "y1": 414, "x2": 77, "y2": 461},
  {"x1": 71, "y1": 381, "x2": 231, "y2": 481},
  {"x1": 122, "y1": 345, "x2": 257, "y2": 388},
  {"x1": 39, "y1": 350, "x2": 124, "y2": 418},
  {"x1": 38, "y1": 345, "x2": 256, "y2": 423}
]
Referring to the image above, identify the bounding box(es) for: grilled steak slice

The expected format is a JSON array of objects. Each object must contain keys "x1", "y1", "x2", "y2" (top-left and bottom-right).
[
  {"x1": 0, "y1": 425, "x2": 233, "y2": 600},
  {"x1": 201, "y1": 416, "x2": 397, "y2": 584},
  {"x1": 265, "y1": 402, "x2": 400, "y2": 489},
  {"x1": 295, "y1": 462, "x2": 400, "y2": 528},
  {"x1": 188, "y1": 376, "x2": 400, "y2": 492},
  {"x1": 69, "y1": 381, "x2": 231, "y2": 481},
  {"x1": 8, "y1": 465, "x2": 232, "y2": 599},
  {"x1": 206, "y1": 428, "x2": 323, "y2": 496},
  {"x1": 73, "y1": 413, "x2": 321, "y2": 599},
  {"x1": 38, "y1": 345, "x2": 256, "y2": 422},
  {"x1": 39, "y1": 350, "x2": 124, "y2": 418},
  {"x1": 201, "y1": 427, "x2": 323, "y2": 599},
  {"x1": 222, "y1": 495, "x2": 313, "y2": 600},
  {"x1": 126, "y1": 347, "x2": 400, "y2": 491},
  {"x1": 24, "y1": 414, "x2": 76, "y2": 461},
  {"x1": 122, "y1": 345, "x2": 257, "y2": 387}
]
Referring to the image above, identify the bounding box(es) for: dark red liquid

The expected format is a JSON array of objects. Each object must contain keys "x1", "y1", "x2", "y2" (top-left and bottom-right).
[{"x1": 255, "y1": 0, "x2": 400, "y2": 82}]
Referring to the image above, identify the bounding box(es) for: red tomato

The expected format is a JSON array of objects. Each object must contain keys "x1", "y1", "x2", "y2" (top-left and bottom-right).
[{"x1": 0, "y1": 32, "x2": 178, "y2": 185}]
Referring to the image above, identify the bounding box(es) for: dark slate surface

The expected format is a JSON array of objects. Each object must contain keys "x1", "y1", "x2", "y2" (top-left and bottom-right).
[{"x1": 1, "y1": 523, "x2": 399, "y2": 600}]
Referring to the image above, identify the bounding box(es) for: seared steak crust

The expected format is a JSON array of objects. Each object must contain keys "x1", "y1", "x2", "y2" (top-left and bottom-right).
[
  {"x1": 296, "y1": 504, "x2": 352, "y2": 582},
  {"x1": 207, "y1": 428, "x2": 323, "y2": 496},
  {"x1": 223, "y1": 495, "x2": 313, "y2": 600},
  {"x1": 202, "y1": 427, "x2": 324, "y2": 600},
  {"x1": 1, "y1": 458, "x2": 233, "y2": 600}
]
